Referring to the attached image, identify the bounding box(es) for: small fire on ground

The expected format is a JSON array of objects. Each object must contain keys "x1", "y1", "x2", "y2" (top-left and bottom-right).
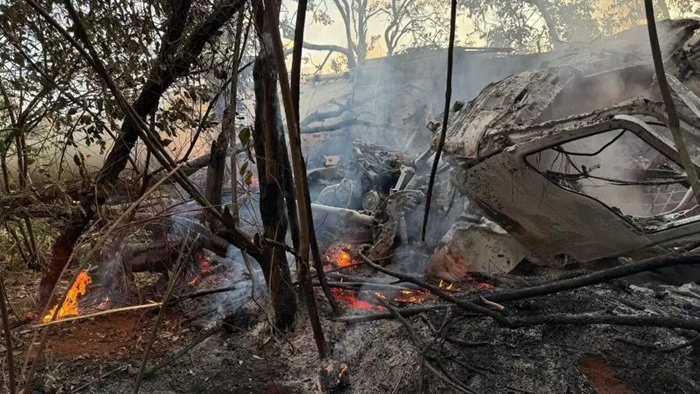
[
  {"x1": 322, "y1": 243, "x2": 490, "y2": 312},
  {"x1": 42, "y1": 271, "x2": 92, "y2": 323},
  {"x1": 323, "y1": 243, "x2": 355, "y2": 268},
  {"x1": 188, "y1": 254, "x2": 214, "y2": 287}
]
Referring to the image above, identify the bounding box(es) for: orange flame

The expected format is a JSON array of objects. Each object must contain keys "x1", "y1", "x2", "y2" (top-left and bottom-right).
[
  {"x1": 42, "y1": 271, "x2": 92, "y2": 323},
  {"x1": 331, "y1": 288, "x2": 384, "y2": 311},
  {"x1": 336, "y1": 249, "x2": 352, "y2": 268},
  {"x1": 323, "y1": 243, "x2": 356, "y2": 268},
  {"x1": 438, "y1": 279, "x2": 460, "y2": 292}
]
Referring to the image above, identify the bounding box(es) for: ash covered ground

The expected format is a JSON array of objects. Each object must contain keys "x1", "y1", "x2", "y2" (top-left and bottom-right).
[{"x1": 7, "y1": 263, "x2": 698, "y2": 394}]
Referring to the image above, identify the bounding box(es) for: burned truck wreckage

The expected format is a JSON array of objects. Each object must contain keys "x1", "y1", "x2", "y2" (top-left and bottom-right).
[
  {"x1": 13, "y1": 18, "x2": 700, "y2": 394},
  {"x1": 310, "y1": 20, "x2": 700, "y2": 284}
]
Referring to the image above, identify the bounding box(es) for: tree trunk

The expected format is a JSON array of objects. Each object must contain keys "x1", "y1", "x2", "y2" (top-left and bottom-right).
[
  {"x1": 226, "y1": 12, "x2": 245, "y2": 224},
  {"x1": 657, "y1": 0, "x2": 671, "y2": 19},
  {"x1": 252, "y1": 50, "x2": 297, "y2": 330},
  {"x1": 205, "y1": 130, "x2": 228, "y2": 231},
  {"x1": 332, "y1": 0, "x2": 358, "y2": 68},
  {"x1": 96, "y1": 0, "x2": 195, "y2": 185},
  {"x1": 524, "y1": 0, "x2": 562, "y2": 50},
  {"x1": 39, "y1": 214, "x2": 92, "y2": 305},
  {"x1": 38, "y1": 0, "x2": 246, "y2": 307},
  {"x1": 356, "y1": 0, "x2": 368, "y2": 65}
]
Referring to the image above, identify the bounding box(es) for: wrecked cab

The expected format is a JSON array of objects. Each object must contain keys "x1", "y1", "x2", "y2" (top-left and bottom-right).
[{"x1": 443, "y1": 20, "x2": 700, "y2": 266}]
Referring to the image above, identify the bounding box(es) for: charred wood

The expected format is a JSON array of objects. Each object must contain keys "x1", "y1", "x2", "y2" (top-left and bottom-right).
[
  {"x1": 473, "y1": 253, "x2": 700, "y2": 305},
  {"x1": 337, "y1": 305, "x2": 453, "y2": 323}
]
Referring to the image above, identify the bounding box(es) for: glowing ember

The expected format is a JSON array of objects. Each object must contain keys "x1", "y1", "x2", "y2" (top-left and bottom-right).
[
  {"x1": 323, "y1": 243, "x2": 356, "y2": 268},
  {"x1": 464, "y1": 273, "x2": 494, "y2": 289},
  {"x1": 336, "y1": 250, "x2": 352, "y2": 267},
  {"x1": 199, "y1": 255, "x2": 212, "y2": 274},
  {"x1": 331, "y1": 288, "x2": 384, "y2": 311},
  {"x1": 188, "y1": 255, "x2": 213, "y2": 287},
  {"x1": 42, "y1": 271, "x2": 92, "y2": 323},
  {"x1": 393, "y1": 289, "x2": 431, "y2": 304},
  {"x1": 438, "y1": 279, "x2": 460, "y2": 291}
]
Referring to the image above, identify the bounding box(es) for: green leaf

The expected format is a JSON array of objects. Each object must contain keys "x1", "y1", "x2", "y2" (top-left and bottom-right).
[{"x1": 238, "y1": 127, "x2": 251, "y2": 147}]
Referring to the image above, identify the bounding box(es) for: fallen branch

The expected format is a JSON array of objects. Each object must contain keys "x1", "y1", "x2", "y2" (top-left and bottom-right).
[
  {"x1": 167, "y1": 285, "x2": 239, "y2": 304},
  {"x1": 377, "y1": 298, "x2": 475, "y2": 394},
  {"x1": 311, "y1": 203, "x2": 375, "y2": 226},
  {"x1": 317, "y1": 281, "x2": 419, "y2": 292},
  {"x1": 326, "y1": 271, "x2": 423, "y2": 290},
  {"x1": 507, "y1": 313, "x2": 700, "y2": 331},
  {"x1": 661, "y1": 335, "x2": 700, "y2": 353},
  {"x1": 144, "y1": 328, "x2": 221, "y2": 377},
  {"x1": 31, "y1": 302, "x2": 162, "y2": 328},
  {"x1": 445, "y1": 338, "x2": 491, "y2": 348},
  {"x1": 359, "y1": 251, "x2": 506, "y2": 323},
  {"x1": 325, "y1": 272, "x2": 423, "y2": 289},
  {"x1": 320, "y1": 261, "x2": 365, "y2": 274},
  {"x1": 471, "y1": 253, "x2": 700, "y2": 305},
  {"x1": 72, "y1": 365, "x2": 129, "y2": 393},
  {"x1": 377, "y1": 298, "x2": 422, "y2": 348},
  {"x1": 362, "y1": 251, "x2": 700, "y2": 332},
  {"x1": 302, "y1": 119, "x2": 391, "y2": 134},
  {"x1": 337, "y1": 305, "x2": 453, "y2": 323}
]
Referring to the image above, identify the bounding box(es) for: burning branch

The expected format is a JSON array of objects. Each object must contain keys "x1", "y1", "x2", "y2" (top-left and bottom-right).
[
  {"x1": 358, "y1": 251, "x2": 506, "y2": 323},
  {"x1": 353, "y1": 252, "x2": 700, "y2": 333}
]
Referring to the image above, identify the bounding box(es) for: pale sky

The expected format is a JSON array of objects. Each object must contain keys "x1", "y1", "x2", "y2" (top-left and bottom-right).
[
  {"x1": 288, "y1": 0, "x2": 699, "y2": 75},
  {"x1": 285, "y1": 1, "x2": 482, "y2": 73}
]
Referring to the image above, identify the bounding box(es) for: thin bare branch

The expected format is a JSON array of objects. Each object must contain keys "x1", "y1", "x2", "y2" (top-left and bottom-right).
[
  {"x1": 644, "y1": 0, "x2": 700, "y2": 206},
  {"x1": 421, "y1": 0, "x2": 456, "y2": 241}
]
